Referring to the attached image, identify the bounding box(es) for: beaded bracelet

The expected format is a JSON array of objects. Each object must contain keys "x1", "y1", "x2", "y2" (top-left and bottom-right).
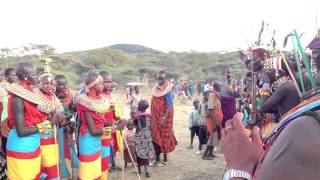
[
  {"x1": 261, "y1": 91, "x2": 271, "y2": 96},
  {"x1": 36, "y1": 123, "x2": 45, "y2": 134}
]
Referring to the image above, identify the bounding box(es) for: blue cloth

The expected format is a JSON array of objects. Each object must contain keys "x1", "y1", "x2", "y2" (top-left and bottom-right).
[
  {"x1": 79, "y1": 132, "x2": 101, "y2": 155},
  {"x1": 200, "y1": 84, "x2": 205, "y2": 93},
  {"x1": 166, "y1": 90, "x2": 174, "y2": 107},
  {"x1": 188, "y1": 85, "x2": 194, "y2": 96},
  {"x1": 109, "y1": 145, "x2": 114, "y2": 165},
  {"x1": 7, "y1": 129, "x2": 40, "y2": 153},
  {"x1": 58, "y1": 128, "x2": 70, "y2": 178}
]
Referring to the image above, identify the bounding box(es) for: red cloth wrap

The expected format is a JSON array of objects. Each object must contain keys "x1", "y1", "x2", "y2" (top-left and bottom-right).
[
  {"x1": 7, "y1": 92, "x2": 47, "y2": 129},
  {"x1": 206, "y1": 109, "x2": 223, "y2": 136},
  {"x1": 76, "y1": 103, "x2": 105, "y2": 135},
  {"x1": 151, "y1": 95, "x2": 177, "y2": 153}
]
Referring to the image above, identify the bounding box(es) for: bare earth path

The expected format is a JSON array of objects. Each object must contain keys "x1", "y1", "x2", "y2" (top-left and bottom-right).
[{"x1": 108, "y1": 93, "x2": 226, "y2": 180}]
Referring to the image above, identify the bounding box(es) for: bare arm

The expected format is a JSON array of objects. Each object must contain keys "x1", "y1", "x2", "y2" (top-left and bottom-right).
[
  {"x1": 13, "y1": 96, "x2": 38, "y2": 137},
  {"x1": 137, "y1": 119, "x2": 142, "y2": 131},
  {"x1": 84, "y1": 112, "x2": 103, "y2": 136},
  {"x1": 104, "y1": 120, "x2": 113, "y2": 127},
  {"x1": 258, "y1": 84, "x2": 285, "y2": 113}
]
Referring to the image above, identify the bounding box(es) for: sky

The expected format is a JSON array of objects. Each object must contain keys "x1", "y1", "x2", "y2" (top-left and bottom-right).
[{"x1": 0, "y1": 0, "x2": 319, "y2": 53}]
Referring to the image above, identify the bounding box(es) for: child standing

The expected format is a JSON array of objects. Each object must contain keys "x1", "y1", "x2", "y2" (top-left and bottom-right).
[
  {"x1": 123, "y1": 119, "x2": 136, "y2": 167},
  {"x1": 197, "y1": 98, "x2": 207, "y2": 152},
  {"x1": 133, "y1": 100, "x2": 155, "y2": 178},
  {"x1": 188, "y1": 100, "x2": 200, "y2": 150},
  {"x1": 188, "y1": 100, "x2": 207, "y2": 152}
]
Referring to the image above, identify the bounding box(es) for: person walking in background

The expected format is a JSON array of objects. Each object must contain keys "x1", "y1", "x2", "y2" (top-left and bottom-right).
[
  {"x1": 131, "y1": 86, "x2": 141, "y2": 113},
  {"x1": 125, "y1": 86, "x2": 130, "y2": 101},
  {"x1": 188, "y1": 83, "x2": 194, "y2": 98}
]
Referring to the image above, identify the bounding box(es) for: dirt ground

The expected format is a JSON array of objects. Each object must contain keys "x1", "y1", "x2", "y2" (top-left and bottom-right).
[{"x1": 108, "y1": 92, "x2": 226, "y2": 180}]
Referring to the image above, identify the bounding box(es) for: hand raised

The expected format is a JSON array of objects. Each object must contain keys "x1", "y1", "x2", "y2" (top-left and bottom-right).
[{"x1": 220, "y1": 113, "x2": 263, "y2": 174}]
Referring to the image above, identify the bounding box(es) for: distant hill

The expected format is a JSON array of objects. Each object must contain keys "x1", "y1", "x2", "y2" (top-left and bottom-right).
[
  {"x1": 0, "y1": 44, "x2": 245, "y2": 86},
  {"x1": 109, "y1": 44, "x2": 161, "y2": 54}
]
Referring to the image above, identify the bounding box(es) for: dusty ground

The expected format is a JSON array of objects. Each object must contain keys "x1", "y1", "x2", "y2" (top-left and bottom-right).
[{"x1": 108, "y1": 92, "x2": 226, "y2": 180}]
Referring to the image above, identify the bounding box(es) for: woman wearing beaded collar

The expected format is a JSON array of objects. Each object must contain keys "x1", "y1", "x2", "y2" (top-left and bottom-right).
[
  {"x1": 36, "y1": 73, "x2": 65, "y2": 179},
  {"x1": 75, "y1": 70, "x2": 109, "y2": 180},
  {"x1": 3, "y1": 62, "x2": 60, "y2": 180}
]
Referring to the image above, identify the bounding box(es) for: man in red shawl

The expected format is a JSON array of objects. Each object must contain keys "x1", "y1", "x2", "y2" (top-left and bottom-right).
[{"x1": 151, "y1": 71, "x2": 177, "y2": 165}]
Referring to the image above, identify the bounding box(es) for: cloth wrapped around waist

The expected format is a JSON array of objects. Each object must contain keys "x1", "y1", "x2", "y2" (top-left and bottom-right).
[{"x1": 206, "y1": 109, "x2": 223, "y2": 135}]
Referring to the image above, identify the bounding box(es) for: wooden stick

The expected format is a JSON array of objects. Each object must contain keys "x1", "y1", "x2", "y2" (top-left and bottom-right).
[
  {"x1": 119, "y1": 131, "x2": 125, "y2": 180},
  {"x1": 123, "y1": 136, "x2": 142, "y2": 180},
  {"x1": 53, "y1": 124, "x2": 60, "y2": 179},
  {"x1": 279, "y1": 51, "x2": 302, "y2": 97}
]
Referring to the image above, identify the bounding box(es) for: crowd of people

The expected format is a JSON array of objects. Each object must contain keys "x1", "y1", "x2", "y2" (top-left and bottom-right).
[
  {"x1": 183, "y1": 46, "x2": 320, "y2": 179},
  {"x1": 0, "y1": 63, "x2": 177, "y2": 180},
  {"x1": 1, "y1": 44, "x2": 320, "y2": 180},
  {"x1": 186, "y1": 69, "x2": 237, "y2": 160},
  {"x1": 220, "y1": 46, "x2": 320, "y2": 179}
]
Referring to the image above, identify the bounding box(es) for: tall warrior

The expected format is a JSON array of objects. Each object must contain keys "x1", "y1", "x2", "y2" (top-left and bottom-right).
[{"x1": 151, "y1": 71, "x2": 177, "y2": 164}]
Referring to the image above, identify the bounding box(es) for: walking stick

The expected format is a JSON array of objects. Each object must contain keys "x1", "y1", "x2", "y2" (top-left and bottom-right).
[
  {"x1": 114, "y1": 128, "x2": 125, "y2": 180},
  {"x1": 279, "y1": 50, "x2": 302, "y2": 97},
  {"x1": 119, "y1": 131, "x2": 125, "y2": 180},
  {"x1": 123, "y1": 136, "x2": 142, "y2": 180},
  {"x1": 70, "y1": 115, "x2": 77, "y2": 179},
  {"x1": 53, "y1": 124, "x2": 60, "y2": 179}
]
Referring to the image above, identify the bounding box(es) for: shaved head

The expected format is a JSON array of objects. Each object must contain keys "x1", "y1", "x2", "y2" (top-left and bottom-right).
[{"x1": 15, "y1": 62, "x2": 37, "y2": 84}]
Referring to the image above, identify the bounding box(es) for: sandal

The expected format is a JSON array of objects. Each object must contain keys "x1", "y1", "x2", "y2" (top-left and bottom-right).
[
  {"x1": 161, "y1": 161, "x2": 168, "y2": 166},
  {"x1": 145, "y1": 172, "x2": 151, "y2": 178},
  {"x1": 157, "y1": 162, "x2": 165, "y2": 167}
]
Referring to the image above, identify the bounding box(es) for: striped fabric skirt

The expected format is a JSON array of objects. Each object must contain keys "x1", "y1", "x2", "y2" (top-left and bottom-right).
[
  {"x1": 58, "y1": 128, "x2": 79, "y2": 179},
  {"x1": 6, "y1": 129, "x2": 41, "y2": 180},
  {"x1": 101, "y1": 129, "x2": 111, "y2": 180},
  {"x1": 40, "y1": 128, "x2": 59, "y2": 180},
  {"x1": 78, "y1": 132, "x2": 102, "y2": 180}
]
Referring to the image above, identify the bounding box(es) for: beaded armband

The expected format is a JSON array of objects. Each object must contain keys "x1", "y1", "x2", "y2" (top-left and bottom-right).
[
  {"x1": 105, "y1": 127, "x2": 112, "y2": 136},
  {"x1": 260, "y1": 91, "x2": 271, "y2": 96},
  {"x1": 37, "y1": 120, "x2": 54, "y2": 135},
  {"x1": 260, "y1": 83, "x2": 271, "y2": 97}
]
